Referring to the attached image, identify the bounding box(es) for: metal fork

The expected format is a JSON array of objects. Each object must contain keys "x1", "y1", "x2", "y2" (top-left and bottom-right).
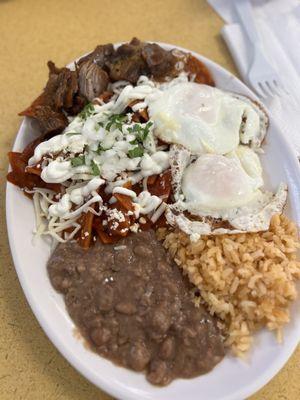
[{"x1": 234, "y1": 0, "x2": 284, "y2": 98}]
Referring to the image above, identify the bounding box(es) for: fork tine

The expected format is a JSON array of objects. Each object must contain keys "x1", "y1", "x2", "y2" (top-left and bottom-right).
[
  {"x1": 266, "y1": 81, "x2": 280, "y2": 97},
  {"x1": 252, "y1": 82, "x2": 266, "y2": 98},
  {"x1": 260, "y1": 81, "x2": 274, "y2": 98},
  {"x1": 257, "y1": 82, "x2": 270, "y2": 98},
  {"x1": 262, "y1": 81, "x2": 276, "y2": 97}
]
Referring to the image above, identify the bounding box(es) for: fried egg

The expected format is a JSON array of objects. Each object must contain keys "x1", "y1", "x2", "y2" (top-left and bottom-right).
[
  {"x1": 167, "y1": 145, "x2": 287, "y2": 238},
  {"x1": 147, "y1": 82, "x2": 268, "y2": 155}
]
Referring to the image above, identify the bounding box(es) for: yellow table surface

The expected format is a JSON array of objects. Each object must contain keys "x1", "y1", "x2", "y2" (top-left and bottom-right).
[{"x1": 0, "y1": 0, "x2": 299, "y2": 399}]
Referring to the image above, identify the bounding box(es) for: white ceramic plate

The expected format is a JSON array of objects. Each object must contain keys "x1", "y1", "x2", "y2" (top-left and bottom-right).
[{"x1": 6, "y1": 43, "x2": 300, "y2": 400}]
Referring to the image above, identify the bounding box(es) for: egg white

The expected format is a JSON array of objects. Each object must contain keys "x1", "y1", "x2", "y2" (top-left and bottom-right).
[
  {"x1": 147, "y1": 82, "x2": 268, "y2": 155},
  {"x1": 167, "y1": 145, "x2": 287, "y2": 237}
]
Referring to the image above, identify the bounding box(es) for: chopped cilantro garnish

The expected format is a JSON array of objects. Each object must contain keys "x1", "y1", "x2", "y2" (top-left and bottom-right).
[
  {"x1": 79, "y1": 103, "x2": 95, "y2": 119},
  {"x1": 128, "y1": 121, "x2": 153, "y2": 143},
  {"x1": 127, "y1": 122, "x2": 153, "y2": 158},
  {"x1": 71, "y1": 155, "x2": 85, "y2": 167},
  {"x1": 106, "y1": 113, "x2": 127, "y2": 131},
  {"x1": 143, "y1": 121, "x2": 153, "y2": 139},
  {"x1": 96, "y1": 143, "x2": 112, "y2": 153},
  {"x1": 129, "y1": 138, "x2": 139, "y2": 145},
  {"x1": 128, "y1": 124, "x2": 142, "y2": 134},
  {"x1": 128, "y1": 145, "x2": 144, "y2": 158},
  {"x1": 97, "y1": 143, "x2": 105, "y2": 154},
  {"x1": 91, "y1": 160, "x2": 100, "y2": 175}
]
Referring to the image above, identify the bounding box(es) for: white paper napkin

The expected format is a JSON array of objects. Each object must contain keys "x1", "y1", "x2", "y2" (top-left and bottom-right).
[{"x1": 207, "y1": 0, "x2": 300, "y2": 157}]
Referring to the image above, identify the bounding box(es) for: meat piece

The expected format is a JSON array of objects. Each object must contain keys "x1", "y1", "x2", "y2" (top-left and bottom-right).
[
  {"x1": 30, "y1": 105, "x2": 68, "y2": 137},
  {"x1": 106, "y1": 38, "x2": 148, "y2": 83},
  {"x1": 77, "y1": 43, "x2": 115, "y2": 68},
  {"x1": 142, "y1": 43, "x2": 176, "y2": 79},
  {"x1": 45, "y1": 61, "x2": 79, "y2": 110},
  {"x1": 19, "y1": 61, "x2": 79, "y2": 136},
  {"x1": 67, "y1": 94, "x2": 87, "y2": 116},
  {"x1": 19, "y1": 60, "x2": 79, "y2": 114},
  {"x1": 47, "y1": 60, "x2": 64, "y2": 75},
  {"x1": 127, "y1": 37, "x2": 141, "y2": 47},
  {"x1": 107, "y1": 55, "x2": 146, "y2": 83},
  {"x1": 78, "y1": 60, "x2": 109, "y2": 101}
]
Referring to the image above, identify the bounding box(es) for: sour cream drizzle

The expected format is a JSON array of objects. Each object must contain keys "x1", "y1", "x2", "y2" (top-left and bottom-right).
[
  {"x1": 48, "y1": 177, "x2": 104, "y2": 218},
  {"x1": 133, "y1": 191, "x2": 162, "y2": 217},
  {"x1": 41, "y1": 160, "x2": 74, "y2": 183},
  {"x1": 26, "y1": 74, "x2": 181, "y2": 240},
  {"x1": 112, "y1": 187, "x2": 137, "y2": 198}
]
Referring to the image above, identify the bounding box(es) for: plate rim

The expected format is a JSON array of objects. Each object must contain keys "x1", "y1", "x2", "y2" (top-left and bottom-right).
[{"x1": 6, "y1": 41, "x2": 300, "y2": 400}]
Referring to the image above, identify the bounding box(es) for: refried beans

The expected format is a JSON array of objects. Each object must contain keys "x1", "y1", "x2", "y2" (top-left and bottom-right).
[{"x1": 48, "y1": 230, "x2": 224, "y2": 385}]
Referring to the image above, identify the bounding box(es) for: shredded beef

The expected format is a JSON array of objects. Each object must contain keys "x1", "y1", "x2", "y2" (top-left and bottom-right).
[
  {"x1": 66, "y1": 94, "x2": 87, "y2": 116},
  {"x1": 77, "y1": 43, "x2": 115, "y2": 68},
  {"x1": 31, "y1": 105, "x2": 68, "y2": 137},
  {"x1": 142, "y1": 43, "x2": 176, "y2": 79},
  {"x1": 19, "y1": 61, "x2": 79, "y2": 136},
  {"x1": 78, "y1": 60, "x2": 109, "y2": 101},
  {"x1": 106, "y1": 38, "x2": 148, "y2": 83},
  {"x1": 45, "y1": 61, "x2": 78, "y2": 110}
]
